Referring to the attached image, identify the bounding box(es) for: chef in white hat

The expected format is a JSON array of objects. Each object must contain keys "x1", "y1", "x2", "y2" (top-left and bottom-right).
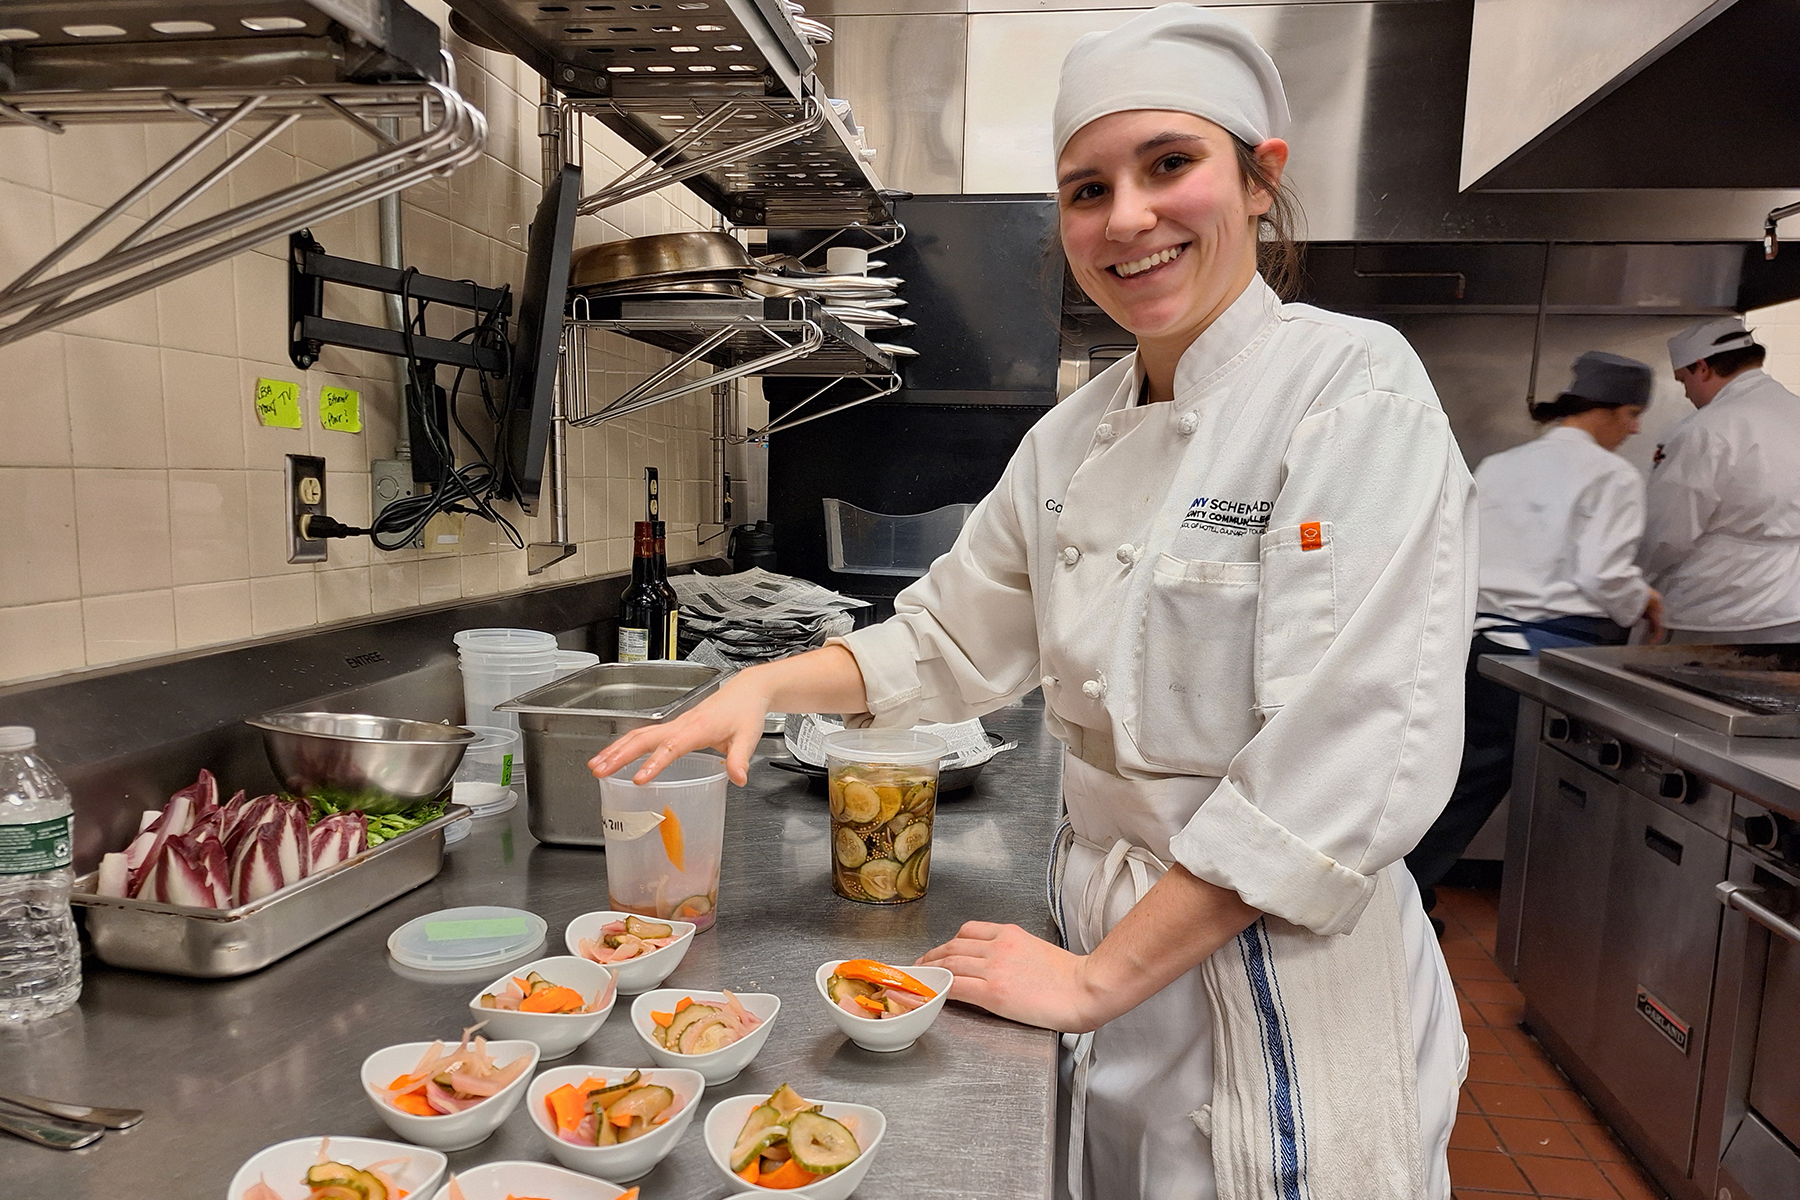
[
  {"x1": 1641, "y1": 317, "x2": 1800, "y2": 642},
  {"x1": 1407, "y1": 351, "x2": 1662, "y2": 923},
  {"x1": 591, "y1": 7, "x2": 1470, "y2": 1198}
]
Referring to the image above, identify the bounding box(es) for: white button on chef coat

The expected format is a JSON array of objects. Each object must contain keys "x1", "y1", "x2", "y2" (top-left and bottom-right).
[
  {"x1": 1116, "y1": 543, "x2": 1137, "y2": 565},
  {"x1": 1081, "y1": 678, "x2": 1106, "y2": 698},
  {"x1": 834, "y1": 276, "x2": 1470, "y2": 1200},
  {"x1": 1061, "y1": 545, "x2": 1081, "y2": 566},
  {"x1": 1640, "y1": 368, "x2": 1800, "y2": 632},
  {"x1": 1096, "y1": 423, "x2": 1116, "y2": 443},
  {"x1": 1472, "y1": 425, "x2": 1651, "y2": 649}
]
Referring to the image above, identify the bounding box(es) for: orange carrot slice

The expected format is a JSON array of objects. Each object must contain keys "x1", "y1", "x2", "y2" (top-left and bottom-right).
[
  {"x1": 853, "y1": 994, "x2": 888, "y2": 1015},
  {"x1": 675, "y1": 996, "x2": 694, "y2": 1014},
  {"x1": 519, "y1": 985, "x2": 584, "y2": 1014},
  {"x1": 758, "y1": 1158, "x2": 822, "y2": 1189},
  {"x1": 736, "y1": 1160, "x2": 760, "y2": 1185},
  {"x1": 660, "y1": 804, "x2": 685, "y2": 871},
  {"x1": 545, "y1": 1083, "x2": 586, "y2": 1131},
  {"x1": 387, "y1": 1074, "x2": 425, "y2": 1095},
  {"x1": 835, "y1": 958, "x2": 937, "y2": 997},
  {"x1": 651, "y1": 1010, "x2": 675, "y2": 1028},
  {"x1": 393, "y1": 1092, "x2": 437, "y2": 1117}
]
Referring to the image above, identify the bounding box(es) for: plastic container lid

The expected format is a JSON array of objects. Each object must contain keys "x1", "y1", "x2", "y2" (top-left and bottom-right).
[
  {"x1": 0, "y1": 726, "x2": 35, "y2": 751},
  {"x1": 387, "y1": 905, "x2": 546, "y2": 971},
  {"x1": 455, "y1": 628, "x2": 557, "y2": 652},
  {"x1": 821, "y1": 728, "x2": 947, "y2": 767},
  {"x1": 553, "y1": 650, "x2": 601, "y2": 679},
  {"x1": 442, "y1": 814, "x2": 473, "y2": 845}
]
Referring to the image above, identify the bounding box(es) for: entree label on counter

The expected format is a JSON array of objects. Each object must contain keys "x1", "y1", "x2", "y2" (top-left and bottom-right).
[{"x1": 425, "y1": 916, "x2": 533, "y2": 942}]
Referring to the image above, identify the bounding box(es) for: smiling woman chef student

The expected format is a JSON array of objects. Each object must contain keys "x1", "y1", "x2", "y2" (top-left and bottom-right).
[{"x1": 589, "y1": 7, "x2": 1473, "y2": 1199}]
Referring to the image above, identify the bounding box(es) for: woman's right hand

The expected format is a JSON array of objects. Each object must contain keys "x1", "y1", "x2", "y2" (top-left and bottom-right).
[{"x1": 587, "y1": 671, "x2": 773, "y2": 787}]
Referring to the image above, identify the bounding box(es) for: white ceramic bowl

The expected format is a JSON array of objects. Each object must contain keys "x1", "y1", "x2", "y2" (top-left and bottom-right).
[
  {"x1": 359, "y1": 1039, "x2": 541, "y2": 1151},
  {"x1": 428, "y1": 1160, "x2": 631, "y2": 1200},
  {"x1": 703, "y1": 1093, "x2": 887, "y2": 1200},
  {"x1": 467, "y1": 955, "x2": 618, "y2": 1060},
  {"x1": 227, "y1": 1136, "x2": 447, "y2": 1200},
  {"x1": 564, "y1": 910, "x2": 697, "y2": 995},
  {"x1": 628, "y1": 988, "x2": 781, "y2": 1084},
  {"x1": 526, "y1": 1064, "x2": 705, "y2": 1181},
  {"x1": 814, "y1": 960, "x2": 953, "y2": 1052}
]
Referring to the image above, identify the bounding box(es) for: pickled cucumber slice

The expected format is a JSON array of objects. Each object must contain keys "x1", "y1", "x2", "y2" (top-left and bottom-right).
[
  {"x1": 898, "y1": 845, "x2": 931, "y2": 900},
  {"x1": 585, "y1": 1070, "x2": 643, "y2": 1115},
  {"x1": 827, "y1": 974, "x2": 878, "y2": 1006},
  {"x1": 680, "y1": 1015, "x2": 734, "y2": 1054},
  {"x1": 307, "y1": 1163, "x2": 389, "y2": 1200},
  {"x1": 788, "y1": 1110, "x2": 861, "y2": 1175},
  {"x1": 768, "y1": 1083, "x2": 817, "y2": 1122},
  {"x1": 874, "y1": 784, "x2": 904, "y2": 826},
  {"x1": 671, "y1": 893, "x2": 714, "y2": 919},
  {"x1": 827, "y1": 777, "x2": 846, "y2": 820},
  {"x1": 893, "y1": 821, "x2": 930, "y2": 863},
  {"x1": 904, "y1": 781, "x2": 937, "y2": 812},
  {"x1": 624, "y1": 915, "x2": 674, "y2": 939},
  {"x1": 662, "y1": 1002, "x2": 721, "y2": 1049},
  {"x1": 858, "y1": 856, "x2": 902, "y2": 900},
  {"x1": 607, "y1": 1083, "x2": 674, "y2": 1135},
  {"x1": 834, "y1": 826, "x2": 869, "y2": 868},
  {"x1": 840, "y1": 780, "x2": 881, "y2": 823},
  {"x1": 730, "y1": 1104, "x2": 785, "y2": 1171}
]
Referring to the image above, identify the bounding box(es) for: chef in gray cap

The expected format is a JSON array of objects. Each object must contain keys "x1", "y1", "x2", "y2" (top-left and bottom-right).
[
  {"x1": 1407, "y1": 351, "x2": 1661, "y2": 922},
  {"x1": 1642, "y1": 317, "x2": 1800, "y2": 641}
]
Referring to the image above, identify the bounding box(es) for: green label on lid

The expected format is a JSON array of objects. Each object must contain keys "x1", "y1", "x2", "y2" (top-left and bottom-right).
[
  {"x1": 501, "y1": 753, "x2": 514, "y2": 787},
  {"x1": 425, "y1": 917, "x2": 531, "y2": 942}
]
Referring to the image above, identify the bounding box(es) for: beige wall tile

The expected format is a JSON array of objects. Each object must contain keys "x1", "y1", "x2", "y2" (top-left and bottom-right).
[
  {"x1": 65, "y1": 337, "x2": 166, "y2": 468},
  {"x1": 0, "y1": 126, "x2": 51, "y2": 191},
  {"x1": 74, "y1": 469, "x2": 172, "y2": 595},
  {"x1": 251, "y1": 574, "x2": 317, "y2": 635},
  {"x1": 232, "y1": 252, "x2": 290, "y2": 363},
  {"x1": 46, "y1": 125, "x2": 148, "y2": 210},
  {"x1": 50, "y1": 199, "x2": 161, "y2": 345},
  {"x1": 316, "y1": 567, "x2": 373, "y2": 624},
  {"x1": 173, "y1": 580, "x2": 253, "y2": 649},
  {"x1": 0, "y1": 600, "x2": 86, "y2": 683},
  {"x1": 0, "y1": 468, "x2": 79, "y2": 606},
  {"x1": 497, "y1": 549, "x2": 531, "y2": 593},
  {"x1": 155, "y1": 260, "x2": 240, "y2": 358},
  {"x1": 162, "y1": 349, "x2": 245, "y2": 469},
  {"x1": 170, "y1": 470, "x2": 251, "y2": 584},
  {"x1": 370, "y1": 560, "x2": 420, "y2": 612},
  {"x1": 418, "y1": 556, "x2": 461, "y2": 604},
  {"x1": 0, "y1": 331, "x2": 69, "y2": 469},
  {"x1": 83, "y1": 589, "x2": 176, "y2": 665},
  {"x1": 322, "y1": 470, "x2": 371, "y2": 567},
  {"x1": 245, "y1": 468, "x2": 313, "y2": 577},
  {"x1": 459, "y1": 553, "x2": 499, "y2": 597}
]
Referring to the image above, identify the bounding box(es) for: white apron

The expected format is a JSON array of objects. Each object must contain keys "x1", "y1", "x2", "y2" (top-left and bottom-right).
[{"x1": 1052, "y1": 751, "x2": 1463, "y2": 1200}]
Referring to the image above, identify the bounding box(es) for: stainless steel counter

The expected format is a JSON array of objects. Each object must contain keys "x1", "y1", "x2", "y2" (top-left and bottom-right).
[
  {"x1": 0, "y1": 695, "x2": 1065, "y2": 1200},
  {"x1": 1481, "y1": 655, "x2": 1800, "y2": 818}
]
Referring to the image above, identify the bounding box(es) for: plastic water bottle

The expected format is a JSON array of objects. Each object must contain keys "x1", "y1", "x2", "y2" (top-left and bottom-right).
[{"x1": 0, "y1": 726, "x2": 80, "y2": 1022}]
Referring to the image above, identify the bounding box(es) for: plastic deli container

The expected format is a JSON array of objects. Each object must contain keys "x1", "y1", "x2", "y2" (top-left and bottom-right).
[
  {"x1": 552, "y1": 650, "x2": 600, "y2": 679},
  {"x1": 598, "y1": 752, "x2": 728, "y2": 931},
  {"x1": 457, "y1": 628, "x2": 557, "y2": 733},
  {"x1": 822, "y1": 729, "x2": 945, "y2": 905},
  {"x1": 822, "y1": 498, "x2": 975, "y2": 578}
]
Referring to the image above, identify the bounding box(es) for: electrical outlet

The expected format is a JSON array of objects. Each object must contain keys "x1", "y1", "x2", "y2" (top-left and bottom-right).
[{"x1": 287, "y1": 454, "x2": 328, "y2": 563}]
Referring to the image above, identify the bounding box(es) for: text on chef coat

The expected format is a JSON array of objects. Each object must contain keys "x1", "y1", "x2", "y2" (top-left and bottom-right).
[{"x1": 1180, "y1": 496, "x2": 1273, "y2": 535}]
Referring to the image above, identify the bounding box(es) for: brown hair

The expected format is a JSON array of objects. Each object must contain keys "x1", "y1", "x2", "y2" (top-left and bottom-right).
[
  {"x1": 1702, "y1": 345, "x2": 1765, "y2": 377},
  {"x1": 1233, "y1": 136, "x2": 1303, "y2": 300}
]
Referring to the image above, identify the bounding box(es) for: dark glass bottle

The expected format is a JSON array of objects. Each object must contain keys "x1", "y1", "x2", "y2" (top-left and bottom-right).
[
  {"x1": 651, "y1": 520, "x2": 681, "y2": 659},
  {"x1": 617, "y1": 521, "x2": 669, "y2": 662}
]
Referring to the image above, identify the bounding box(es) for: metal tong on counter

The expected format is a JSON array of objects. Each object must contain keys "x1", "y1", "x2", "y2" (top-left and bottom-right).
[{"x1": 0, "y1": 1091, "x2": 143, "y2": 1151}]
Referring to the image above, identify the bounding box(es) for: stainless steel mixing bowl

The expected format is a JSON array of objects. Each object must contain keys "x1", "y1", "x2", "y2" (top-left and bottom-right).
[
  {"x1": 568, "y1": 232, "x2": 755, "y2": 292},
  {"x1": 249, "y1": 712, "x2": 478, "y2": 815}
]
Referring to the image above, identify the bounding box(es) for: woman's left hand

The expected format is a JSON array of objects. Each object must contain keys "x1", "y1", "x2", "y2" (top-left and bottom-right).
[{"x1": 916, "y1": 922, "x2": 1105, "y2": 1034}]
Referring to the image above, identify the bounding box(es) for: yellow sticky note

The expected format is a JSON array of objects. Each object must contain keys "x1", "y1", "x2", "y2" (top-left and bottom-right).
[
  {"x1": 253, "y1": 378, "x2": 302, "y2": 429},
  {"x1": 319, "y1": 386, "x2": 362, "y2": 433}
]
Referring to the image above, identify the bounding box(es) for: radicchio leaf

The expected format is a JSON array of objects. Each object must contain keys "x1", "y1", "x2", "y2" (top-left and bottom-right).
[
  {"x1": 156, "y1": 836, "x2": 215, "y2": 907},
  {"x1": 95, "y1": 852, "x2": 130, "y2": 898}
]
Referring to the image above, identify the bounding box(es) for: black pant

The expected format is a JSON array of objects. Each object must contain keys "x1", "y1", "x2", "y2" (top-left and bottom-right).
[{"x1": 1404, "y1": 634, "x2": 1530, "y2": 905}]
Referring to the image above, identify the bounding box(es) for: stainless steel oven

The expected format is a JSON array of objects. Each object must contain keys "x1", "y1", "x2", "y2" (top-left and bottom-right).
[{"x1": 1700, "y1": 796, "x2": 1800, "y2": 1200}]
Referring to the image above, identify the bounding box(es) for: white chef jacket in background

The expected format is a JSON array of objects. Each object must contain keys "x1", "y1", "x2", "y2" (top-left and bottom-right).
[
  {"x1": 836, "y1": 277, "x2": 1472, "y2": 1200},
  {"x1": 1472, "y1": 425, "x2": 1650, "y2": 649},
  {"x1": 1641, "y1": 368, "x2": 1800, "y2": 632}
]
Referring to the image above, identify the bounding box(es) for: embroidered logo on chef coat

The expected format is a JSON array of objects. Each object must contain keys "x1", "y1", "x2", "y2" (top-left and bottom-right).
[{"x1": 1180, "y1": 496, "x2": 1273, "y2": 536}]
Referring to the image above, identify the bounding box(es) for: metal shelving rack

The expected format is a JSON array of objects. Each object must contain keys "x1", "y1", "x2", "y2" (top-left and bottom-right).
[{"x1": 0, "y1": 0, "x2": 484, "y2": 348}]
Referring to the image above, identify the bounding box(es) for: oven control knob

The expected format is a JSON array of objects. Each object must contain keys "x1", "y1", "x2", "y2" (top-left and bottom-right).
[
  {"x1": 1596, "y1": 739, "x2": 1624, "y2": 768},
  {"x1": 1743, "y1": 813, "x2": 1782, "y2": 850},
  {"x1": 1659, "y1": 771, "x2": 1698, "y2": 802},
  {"x1": 1544, "y1": 713, "x2": 1571, "y2": 742}
]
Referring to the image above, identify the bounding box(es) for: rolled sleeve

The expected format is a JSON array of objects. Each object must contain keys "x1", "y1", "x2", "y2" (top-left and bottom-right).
[{"x1": 1169, "y1": 390, "x2": 1477, "y2": 935}]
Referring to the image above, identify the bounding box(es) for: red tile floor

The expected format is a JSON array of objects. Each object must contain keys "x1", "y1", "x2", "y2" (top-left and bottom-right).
[{"x1": 1437, "y1": 886, "x2": 1665, "y2": 1200}]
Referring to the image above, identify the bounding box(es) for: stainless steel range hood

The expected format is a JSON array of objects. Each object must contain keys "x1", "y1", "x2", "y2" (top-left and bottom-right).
[{"x1": 1462, "y1": 0, "x2": 1800, "y2": 193}]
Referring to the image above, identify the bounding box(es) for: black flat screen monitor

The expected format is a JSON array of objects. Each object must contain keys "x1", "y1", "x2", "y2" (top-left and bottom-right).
[{"x1": 501, "y1": 162, "x2": 581, "y2": 515}]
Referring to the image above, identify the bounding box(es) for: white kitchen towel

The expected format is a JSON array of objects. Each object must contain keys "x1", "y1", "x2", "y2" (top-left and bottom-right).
[{"x1": 1198, "y1": 867, "x2": 1424, "y2": 1200}]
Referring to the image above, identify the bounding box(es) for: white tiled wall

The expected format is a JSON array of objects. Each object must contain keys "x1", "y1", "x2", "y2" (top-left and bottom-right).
[
  {"x1": 0, "y1": 1, "x2": 725, "y2": 685},
  {"x1": 1746, "y1": 298, "x2": 1800, "y2": 390}
]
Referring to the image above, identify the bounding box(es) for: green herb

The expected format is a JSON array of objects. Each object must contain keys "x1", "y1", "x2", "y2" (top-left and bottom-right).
[{"x1": 306, "y1": 795, "x2": 449, "y2": 846}]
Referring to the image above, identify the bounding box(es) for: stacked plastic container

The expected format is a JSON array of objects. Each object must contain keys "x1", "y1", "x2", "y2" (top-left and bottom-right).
[{"x1": 455, "y1": 629, "x2": 558, "y2": 734}]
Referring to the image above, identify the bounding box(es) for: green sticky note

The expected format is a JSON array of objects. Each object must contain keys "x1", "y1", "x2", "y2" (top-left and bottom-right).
[
  {"x1": 319, "y1": 385, "x2": 362, "y2": 433},
  {"x1": 254, "y1": 377, "x2": 302, "y2": 429},
  {"x1": 425, "y1": 917, "x2": 531, "y2": 942}
]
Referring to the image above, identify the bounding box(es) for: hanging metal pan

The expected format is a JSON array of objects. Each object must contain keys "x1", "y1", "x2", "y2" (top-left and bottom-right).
[{"x1": 569, "y1": 232, "x2": 755, "y2": 291}]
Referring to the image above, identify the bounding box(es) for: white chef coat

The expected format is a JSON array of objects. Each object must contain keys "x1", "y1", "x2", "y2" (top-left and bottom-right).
[
  {"x1": 1641, "y1": 368, "x2": 1800, "y2": 632},
  {"x1": 837, "y1": 276, "x2": 1474, "y2": 1199},
  {"x1": 1472, "y1": 425, "x2": 1650, "y2": 650}
]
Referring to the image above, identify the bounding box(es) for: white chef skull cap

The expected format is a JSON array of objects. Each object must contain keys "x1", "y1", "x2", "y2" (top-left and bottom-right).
[
  {"x1": 1052, "y1": 4, "x2": 1290, "y2": 162},
  {"x1": 1667, "y1": 316, "x2": 1759, "y2": 371}
]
